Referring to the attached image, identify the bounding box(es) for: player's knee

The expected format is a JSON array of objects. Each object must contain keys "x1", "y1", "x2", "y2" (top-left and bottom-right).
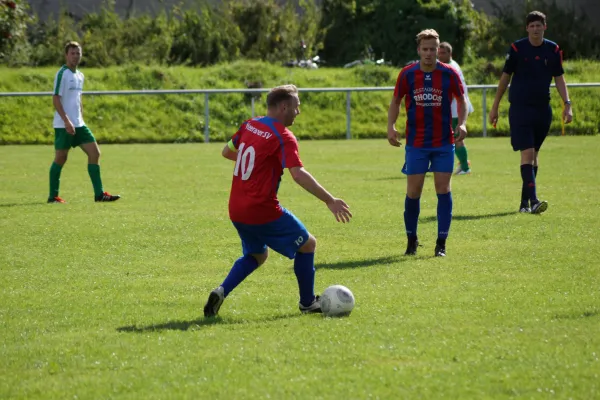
[
  {"x1": 406, "y1": 189, "x2": 422, "y2": 198},
  {"x1": 298, "y1": 235, "x2": 316, "y2": 253},
  {"x1": 252, "y1": 250, "x2": 268, "y2": 266},
  {"x1": 54, "y1": 152, "x2": 68, "y2": 165},
  {"x1": 434, "y1": 173, "x2": 452, "y2": 194},
  {"x1": 90, "y1": 149, "x2": 101, "y2": 162},
  {"x1": 435, "y1": 184, "x2": 451, "y2": 194},
  {"x1": 520, "y1": 148, "x2": 535, "y2": 164}
]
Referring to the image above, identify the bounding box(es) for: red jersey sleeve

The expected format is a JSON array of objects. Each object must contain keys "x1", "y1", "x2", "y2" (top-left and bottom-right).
[
  {"x1": 393, "y1": 69, "x2": 409, "y2": 100},
  {"x1": 449, "y1": 69, "x2": 465, "y2": 99},
  {"x1": 230, "y1": 121, "x2": 248, "y2": 149},
  {"x1": 282, "y1": 131, "x2": 303, "y2": 169}
]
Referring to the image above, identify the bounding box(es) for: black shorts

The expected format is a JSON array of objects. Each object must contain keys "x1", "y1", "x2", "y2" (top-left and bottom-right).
[{"x1": 509, "y1": 104, "x2": 552, "y2": 152}]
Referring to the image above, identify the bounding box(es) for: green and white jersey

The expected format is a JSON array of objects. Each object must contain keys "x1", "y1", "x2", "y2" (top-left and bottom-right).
[
  {"x1": 449, "y1": 59, "x2": 474, "y2": 118},
  {"x1": 53, "y1": 65, "x2": 85, "y2": 128}
]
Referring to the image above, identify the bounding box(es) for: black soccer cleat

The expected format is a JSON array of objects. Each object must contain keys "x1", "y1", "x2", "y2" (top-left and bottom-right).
[
  {"x1": 299, "y1": 295, "x2": 322, "y2": 314},
  {"x1": 203, "y1": 286, "x2": 225, "y2": 317},
  {"x1": 434, "y1": 245, "x2": 446, "y2": 257},
  {"x1": 531, "y1": 200, "x2": 548, "y2": 214},
  {"x1": 95, "y1": 192, "x2": 121, "y2": 202},
  {"x1": 404, "y1": 237, "x2": 419, "y2": 256}
]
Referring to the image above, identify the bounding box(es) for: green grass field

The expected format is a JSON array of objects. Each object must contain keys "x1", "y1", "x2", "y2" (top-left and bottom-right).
[{"x1": 1, "y1": 137, "x2": 599, "y2": 399}]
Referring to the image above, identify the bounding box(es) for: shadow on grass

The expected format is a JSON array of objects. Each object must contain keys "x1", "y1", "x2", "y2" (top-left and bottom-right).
[
  {"x1": 316, "y1": 255, "x2": 406, "y2": 269},
  {"x1": 0, "y1": 202, "x2": 46, "y2": 208},
  {"x1": 553, "y1": 310, "x2": 599, "y2": 320},
  {"x1": 117, "y1": 312, "x2": 302, "y2": 333},
  {"x1": 420, "y1": 211, "x2": 517, "y2": 223}
]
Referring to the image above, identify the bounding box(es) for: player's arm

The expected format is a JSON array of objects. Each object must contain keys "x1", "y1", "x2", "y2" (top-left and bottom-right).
[
  {"x1": 554, "y1": 75, "x2": 572, "y2": 124},
  {"x1": 222, "y1": 140, "x2": 238, "y2": 161},
  {"x1": 387, "y1": 70, "x2": 407, "y2": 147},
  {"x1": 53, "y1": 95, "x2": 75, "y2": 135},
  {"x1": 387, "y1": 96, "x2": 402, "y2": 147},
  {"x1": 288, "y1": 166, "x2": 352, "y2": 223},
  {"x1": 552, "y1": 46, "x2": 572, "y2": 124},
  {"x1": 80, "y1": 74, "x2": 84, "y2": 120},
  {"x1": 490, "y1": 44, "x2": 517, "y2": 127},
  {"x1": 489, "y1": 73, "x2": 511, "y2": 127},
  {"x1": 450, "y1": 70, "x2": 468, "y2": 141},
  {"x1": 455, "y1": 94, "x2": 468, "y2": 142}
]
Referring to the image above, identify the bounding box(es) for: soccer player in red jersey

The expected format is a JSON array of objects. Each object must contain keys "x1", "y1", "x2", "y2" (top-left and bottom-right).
[
  {"x1": 204, "y1": 85, "x2": 352, "y2": 317},
  {"x1": 387, "y1": 29, "x2": 469, "y2": 257},
  {"x1": 489, "y1": 11, "x2": 573, "y2": 214}
]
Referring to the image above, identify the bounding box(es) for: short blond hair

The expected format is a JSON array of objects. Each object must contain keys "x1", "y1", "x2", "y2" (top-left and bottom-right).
[
  {"x1": 266, "y1": 84, "x2": 298, "y2": 108},
  {"x1": 64, "y1": 41, "x2": 81, "y2": 54},
  {"x1": 416, "y1": 29, "x2": 440, "y2": 46}
]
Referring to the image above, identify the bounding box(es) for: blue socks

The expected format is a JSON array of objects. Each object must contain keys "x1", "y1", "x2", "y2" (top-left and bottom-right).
[
  {"x1": 294, "y1": 252, "x2": 315, "y2": 307},
  {"x1": 221, "y1": 252, "x2": 315, "y2": 306},
  {"x1": 404, "y1": 196, "x2": 420, "y2": 238},
  {"x1": 221, "y1": 255, "x2": 260, "y2": 297},
  {"x1": 437, "y1": 192, "x2": 453, "y2": 240}
]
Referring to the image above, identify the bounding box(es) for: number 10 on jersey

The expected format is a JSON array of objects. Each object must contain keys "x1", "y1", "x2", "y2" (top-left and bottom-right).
[{"x1": 233, "y1": 143, "x2": 255, "y2": 180}]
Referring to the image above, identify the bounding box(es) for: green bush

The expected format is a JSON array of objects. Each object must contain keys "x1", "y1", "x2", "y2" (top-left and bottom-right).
[
  {"x1": 320, "y1": 0, "x2": 477, "y2": 66},
  {"x1": 3, "y1": 0, "x2": 599, "y2": 68},
  {"x1": 474, "y1": 0, "x2": 600, "y2": 60},
  {"x1": 0, "y1": 60, "x2": 597, "y2": 145},
  {"x1": 0, "y1": 0, "x2": 33, "y2": 65}
]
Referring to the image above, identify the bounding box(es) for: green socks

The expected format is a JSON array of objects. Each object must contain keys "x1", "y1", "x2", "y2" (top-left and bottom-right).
[
  {"x1": 455, "y1": 146, "x2": 469, "y2": 171},
  {"x1": 49, "y1": 162, "x2": 63, "y2": 199},
  {"x1": 87, "y1": 164, "x2": 104, "y2": 197}
]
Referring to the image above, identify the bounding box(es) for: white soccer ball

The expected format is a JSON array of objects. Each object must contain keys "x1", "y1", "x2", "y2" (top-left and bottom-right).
[{"x1": 321, "y1": 285, "x2": 355, "y2": 317}]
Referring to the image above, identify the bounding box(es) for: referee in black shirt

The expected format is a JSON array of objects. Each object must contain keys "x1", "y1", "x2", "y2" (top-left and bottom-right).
[{"x1": 489, "y1": 11, "x2": 573, "y2": 214}]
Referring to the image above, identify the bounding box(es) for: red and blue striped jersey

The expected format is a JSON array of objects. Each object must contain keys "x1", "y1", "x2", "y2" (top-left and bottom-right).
[{"x1": 393, "y1": 61, "x2": 464, "y2": 148}]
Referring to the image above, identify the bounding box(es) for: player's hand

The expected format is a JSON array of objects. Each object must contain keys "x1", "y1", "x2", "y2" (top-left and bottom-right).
[
  {"x1": 563, "y1": 104, "x2": 573, "y2": 124},
  {"x1": 326, "y1": 198, "x2": 352, "y2": 223},
  {"x1": 488, "y1": 107, "x2": 499, "y2": 128},
  {"x1": 65, "y1": 120, "x2": 75, "y2": 135},
  {"x1": 455, "y1": 124, "x2": 467, "y2": 142},
  {"x1": 387, "y1": 127, "x2": 402, "y2": 147}
]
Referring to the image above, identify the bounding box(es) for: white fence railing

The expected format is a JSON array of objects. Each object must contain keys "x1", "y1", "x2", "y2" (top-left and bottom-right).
[{"x1": 1, "y1": 83, "x2": 598, "y2": 142}]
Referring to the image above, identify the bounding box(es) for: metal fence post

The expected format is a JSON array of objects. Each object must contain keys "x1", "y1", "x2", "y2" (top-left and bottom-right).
[
  {"x1": 482, "y1": 88, "x2": 487, "y2": 137},
  {"x1": 251, "y1": 96, "x2": 255, "y2": 118},
  {"x1": 204, "y1": 92, "x2": 210, "y2": 143},
  {"x1": 346, "y1": 91, "x2": 351, "y2": 140}
]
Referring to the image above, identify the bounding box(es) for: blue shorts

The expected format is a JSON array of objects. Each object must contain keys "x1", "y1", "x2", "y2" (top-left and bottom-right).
[
  {"x1": 509, "y1": 104, "x2": 552, "y2": 152},
  {"x1": 232, "y1": 208, "x2": 309, "y2": 259},
  {"x1": 401, "y1": 144, "x2": 455, "y2": 175}
]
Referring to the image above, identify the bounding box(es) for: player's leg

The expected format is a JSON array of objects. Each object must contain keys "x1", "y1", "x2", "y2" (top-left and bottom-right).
[
  {"x1": 48, "y1": 128, "x2": 72, "y2": 203},
  {"x1": 204, "y1": 223, "x2": 268, "y2": 317},
  {"x1": 78, "y1": 127, "x2": 120, "y2": 202},
  {"x1": 262, "y1": 209, "x2": 320, "y2": 313},
  {"x1": 296, "y1": 234, "x2": 320, "y2": 313},
  {"x1": 405, "y1": 173, "x2": 425, "y2": 254},
  {"x1": 431, "y1": 145, "x2": 455, "y2": 257},
  {"x1": 453, "y1": 117, "x2": 470, "y2": 174},
  {"x1": 404, "y1": 146, "x2": 427, "y2": 255},
  {"x1": 529, "y1": 106, "x2": 551, "y2": 214},
  {"x1": 510, "y1": 106, "x2": 538, "y2": 213}
]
